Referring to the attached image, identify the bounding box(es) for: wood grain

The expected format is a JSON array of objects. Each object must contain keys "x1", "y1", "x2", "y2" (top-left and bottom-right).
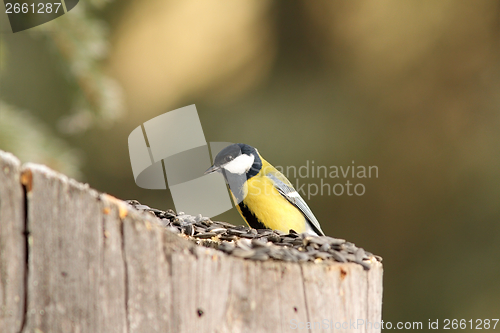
[
  {"x1": 0, "y1": 152, "x2": 383, "y2": 333},
  {"x1": 0, "y1": 151, "x2": 25, "y2": 333}
]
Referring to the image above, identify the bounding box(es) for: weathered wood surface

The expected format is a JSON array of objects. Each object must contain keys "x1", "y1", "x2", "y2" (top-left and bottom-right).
[
  {"x1": 0, "y1": 150, "x2": 383, "y2": 333},
  {"x1": 0, "y1": 152, "x2": 26, "y2": 333}
]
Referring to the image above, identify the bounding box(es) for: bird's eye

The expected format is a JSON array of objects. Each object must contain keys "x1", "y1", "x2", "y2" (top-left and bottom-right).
[{"x1": 227, "y1": 156, "x2": 233, "y2": 161}]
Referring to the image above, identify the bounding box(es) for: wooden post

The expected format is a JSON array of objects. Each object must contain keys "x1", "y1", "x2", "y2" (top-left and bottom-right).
[
  {"x1": 0, "y1": 150, "x2": 383, "y2": 333},
  {"x1": 0, "y1": 152, "x2": 26, "y2": 333}
]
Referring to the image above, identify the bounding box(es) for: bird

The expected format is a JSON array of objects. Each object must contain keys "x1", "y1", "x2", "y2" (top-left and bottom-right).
[{"x1": 205, "y1": 143, "x2": 325, "y2": 236}]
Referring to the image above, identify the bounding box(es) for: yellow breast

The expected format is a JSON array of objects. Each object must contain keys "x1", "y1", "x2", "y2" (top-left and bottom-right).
[{"x1": 235, "y1": 163, "x2": 307, "y2": 233}]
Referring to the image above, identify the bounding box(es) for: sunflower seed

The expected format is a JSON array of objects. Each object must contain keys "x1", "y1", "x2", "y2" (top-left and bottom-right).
[
  {"x1": 320, "y1": 243, "x2": 331, "y2": 252},
  {"x1": 183, "y1": 224, "x2": 194, "y2": 236},
  {"x1": 267, "y1": 234, "x2": 281, "y2": 243},
  {"x1": 124, "y1": 200, "x2": 382, "y2": 269},
  {"x1": 232, "y1": 248, "x2": 256, "y2": 258},
  {"x1": 357, "y1": 260, "x2": 371, "y2": 270},
  {"x1": 307, "y1": 237, "x2": 328, "y2": 245},
  {"x1": 236, "y1": 239, "x2": 252, "y2": 251},
  {"x1": 194, "y1": 226, "x2": 206, "y2": 233},
  {"x1": 315, "y1": 252, "x2": 331, "y2": 260},
  {"x1": 254, "y1": 246, "x2": 271, "y2": 255},
  {"x1": 331, "y1": 251, "x2": 347, "y2": 263},
  {"x1": 214, "y1": 221, "x2": 238, "y2": 228},
  {"x1": 281, "y1": 237, "x2": 296, "y2": 243},
  {"x1": 305, "y1": 249, "x2": 319, "y2": 256},
  {"x1": 195, "y1": 232, "x2": 217, "y2": 239},
  {"x1": 257, "y1": 237, "x2": 268, "y2": 244},
  {"x1": 219, "y1": 235, "x2": 238, "y2": 241},
  {"x1": 201, "y1": 219, "x2": 213, "y2": 227},
  {"x1": 227, "y1": 229, "x2": 246, "y2": 235},
  {"x1": 269, "y1": 250, "x2": 284, "y2": 260},
  {"x1": 326, "y1": 237, "x2": 345, "y2": 246},
  {"x1": 355, "y1": 248, "x2": 366, "y2": 262},
  {"x1": 207, "y1": 227, "x2": 226, "y2": 234},
  {"x1": 240, "y1": 233, "x2": 257, "y2": 239},
  {"x1": 343, "y1": 253, "x2": 357, "y2": 262},
  {"x1": 249, "y1": 252, "x2": 269, "y2": 261},
  {"x1": 294, "y1": 252, "x2": 309, "y2": 262},
  {"x1": 219, "y1": 241, "x2": 235, "y2": 253}
]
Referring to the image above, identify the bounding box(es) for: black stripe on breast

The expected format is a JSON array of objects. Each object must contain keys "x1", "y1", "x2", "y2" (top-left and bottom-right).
[
  {"x1": 238, "y1": 202, "x2": 266, "y2": 230},
  {"x1": 246, "y1": 153, "x2": 262, "y2": 179}
]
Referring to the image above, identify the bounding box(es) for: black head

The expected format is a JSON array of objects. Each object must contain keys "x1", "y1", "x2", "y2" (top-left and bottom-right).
[{"x1": 205, "y1": 143, "x2": 261, "y2": 178}]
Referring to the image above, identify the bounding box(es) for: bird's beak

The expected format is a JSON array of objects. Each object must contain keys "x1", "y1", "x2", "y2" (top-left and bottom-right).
[{"x1": 204, "y1": 164, "x2": 221, "y2": 175}]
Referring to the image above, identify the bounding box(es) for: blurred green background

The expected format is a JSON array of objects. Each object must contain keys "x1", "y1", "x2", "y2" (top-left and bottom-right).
[{"x1": 1, "y1": 0, "x2": 500, "y2": 330}]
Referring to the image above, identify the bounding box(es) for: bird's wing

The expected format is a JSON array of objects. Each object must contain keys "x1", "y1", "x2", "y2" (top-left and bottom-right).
[{"x1": 266, "y1": 170, "x2": 325, "y2": 236}]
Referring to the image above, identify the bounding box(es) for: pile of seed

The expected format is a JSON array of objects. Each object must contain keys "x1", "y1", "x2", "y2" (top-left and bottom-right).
[{"x1": 126, "y1": 200, "x2": 381, "y2": 270}]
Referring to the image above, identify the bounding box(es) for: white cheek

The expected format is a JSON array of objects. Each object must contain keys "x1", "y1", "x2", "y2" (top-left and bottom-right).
[{"x1": 223, "y1": 154, "x2": 255, "y2": 174}]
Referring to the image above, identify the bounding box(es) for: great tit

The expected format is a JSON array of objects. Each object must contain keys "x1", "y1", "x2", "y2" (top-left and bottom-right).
[{"x1": 205, "y1": 143, "x2": 325, "y2": 236}]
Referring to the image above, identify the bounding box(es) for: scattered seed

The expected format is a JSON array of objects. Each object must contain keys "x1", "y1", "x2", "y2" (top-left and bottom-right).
[
  {"x1": 195, "y1": 232, "x2": 217, "y2": 239},
  {"x1": 315, "y1": 252, "x2": 331, "y2": 260},
  {"x1": 320, "y1": 243, "x2": 331, "y2": 252},
  {"x1": 250, "y1": 252, "x2": 269, "y2": 261},
  {"x1": 126, "y1": 200, "x2": 382, "y2": 268},
  {"x1": 184, "y1": 224, "x2": 194, "y2": 236},
  {"x1": 214, "y1": 221, "x2": 238, "y2": 228},
  {"x1": 219, "y1": 235, "x2": 238, "y2": 241},
  {"x1": 232, "y1": 248, "x2": 256, "y2": 258},
  {"x1": 227, "y1": 229, "x2": 246, "y2": 236},
  {"x1": 251, "y1": 239, "x2": 268, "y2": 247},
  {"x1": 267, "y1": 234, "x2": 281, "y2": 243},
  {"x1": 355, "y1": 248, "x2": 366, "y2": 262},
  {"x1": 326, "y1": 237, "x2": 346, "y2": 246},
  {"x1": 194, "y1": 226, "x2": 206, "y2": 233},
  {"x1": 219, "y1": 242, "x2": 235, "y2": 253},
  {"x1": 240, "y1": 233, "x2": 257, "y2": 239},
  {"x1": 331, "y1": 251, "x2": 347, "y2": 263},
  {"x1": 257, "y1": 237, "x2": 268, "y2": 244},
  {"x1": 358, "y1": 260, "x2": 371, "y2": 270},
  {"x1": 207, "y1": 227, "x2": 226, "y2": 234},
  {"x1": 281, "y1": 237, "x2": 296, "y2": 244}
]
